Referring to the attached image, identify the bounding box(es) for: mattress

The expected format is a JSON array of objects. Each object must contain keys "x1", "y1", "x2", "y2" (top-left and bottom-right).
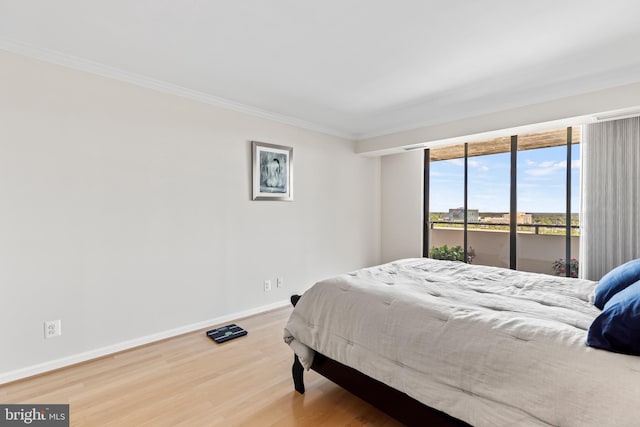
[{"x1": 284, "y1": 258, "x2": 640, "y2": 427}]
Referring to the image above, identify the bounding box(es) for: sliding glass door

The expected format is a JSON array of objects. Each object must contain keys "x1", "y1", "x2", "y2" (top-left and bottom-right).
[
  {"x1": 516, "y1": 130, "x2": 580, "y2": 276},
  {"x1": 424, "y1": 127, "x2": 580, "y2": 277},
  {"x1": 428, "y1": 150, "x2": 465, "y2": 261},
  {"x1": 467, "y1": 148, "x2": 510, "y2": 268}
]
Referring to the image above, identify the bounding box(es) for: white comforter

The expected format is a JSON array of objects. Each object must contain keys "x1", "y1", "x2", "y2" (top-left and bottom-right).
[{"x1": 284, "y1": 258, "x2": 640, "y2": 427}]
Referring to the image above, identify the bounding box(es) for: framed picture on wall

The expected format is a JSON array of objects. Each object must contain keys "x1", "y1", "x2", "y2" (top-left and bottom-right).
[{"x1": 252, "y1": 141, "x2": 293, "y2": 201}]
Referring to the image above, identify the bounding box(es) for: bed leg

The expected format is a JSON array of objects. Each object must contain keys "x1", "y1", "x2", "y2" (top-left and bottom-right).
[
  {"x1": 292, "y1": 354, "x2": 305, "y2": 394},
  {"x1": 290, "y1": 294, "x2": 305, "y2": 393},
  {"x1": 291, "y1": 294, "x2": 301, "y2": 307}
]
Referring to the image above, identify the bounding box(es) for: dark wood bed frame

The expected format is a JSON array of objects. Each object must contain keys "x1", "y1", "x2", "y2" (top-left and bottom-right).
[{"x1": 290, "y1": 295, "x2": 470, "y2": 427}]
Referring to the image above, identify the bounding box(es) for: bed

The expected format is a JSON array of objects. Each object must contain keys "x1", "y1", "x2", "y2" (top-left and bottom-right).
[{"x1": 284, "y1": 258, "x2": 640, "y2": 427}]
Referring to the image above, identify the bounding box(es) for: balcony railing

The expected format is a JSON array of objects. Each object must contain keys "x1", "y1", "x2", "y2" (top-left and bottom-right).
[
  {"x1": 429, "y1": 221, "x2": 580, "y2": 235},
  {"x1": 428, "y1": 222, "x2": 580, "y2": 275}
]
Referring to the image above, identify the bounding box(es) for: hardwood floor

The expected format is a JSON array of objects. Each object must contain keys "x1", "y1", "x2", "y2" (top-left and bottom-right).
[{"x1": 0, "y1": 307, "x2": 401, "y2": 426}]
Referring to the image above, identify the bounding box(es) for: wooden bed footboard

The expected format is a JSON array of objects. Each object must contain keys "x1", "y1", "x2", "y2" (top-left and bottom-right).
[{"x1": 289, "y1": 294, "x2": 470, "y2": 427}]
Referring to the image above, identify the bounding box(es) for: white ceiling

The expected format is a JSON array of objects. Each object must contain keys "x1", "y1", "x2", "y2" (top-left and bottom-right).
[{"x1": 2, "y1": 0, "x2": 640, "y2": 139}]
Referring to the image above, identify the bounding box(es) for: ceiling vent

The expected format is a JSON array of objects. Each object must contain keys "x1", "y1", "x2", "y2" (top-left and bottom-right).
[{"x1": 593, "y1": 108, "x2": 640, "y2": 122}]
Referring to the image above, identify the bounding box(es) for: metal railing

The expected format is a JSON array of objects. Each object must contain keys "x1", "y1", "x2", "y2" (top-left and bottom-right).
[{"x1": 429, "y1": 221, "x2": 579, "y2": 235}]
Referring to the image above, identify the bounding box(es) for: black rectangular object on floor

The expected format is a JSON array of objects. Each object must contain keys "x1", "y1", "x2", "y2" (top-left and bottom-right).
[{"x1": 206, "y1": 324, "x2": 247, "y2": 343}]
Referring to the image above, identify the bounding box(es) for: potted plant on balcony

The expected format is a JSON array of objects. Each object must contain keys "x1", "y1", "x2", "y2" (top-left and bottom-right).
[
  {"x1": 430, "y1": 245, "x2": 475, "y2": 263},
  {"x1": 552, "y1": 258, "x2": 579, "y2": 278}
]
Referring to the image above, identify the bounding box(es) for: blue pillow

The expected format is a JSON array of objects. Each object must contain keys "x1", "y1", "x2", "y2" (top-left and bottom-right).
[
  {"x1": 594, "y1": 258, "x2": 640, "y2": 309},
  {"x1": 587, "y1": 280, "x2": 640, "y2": 355}
]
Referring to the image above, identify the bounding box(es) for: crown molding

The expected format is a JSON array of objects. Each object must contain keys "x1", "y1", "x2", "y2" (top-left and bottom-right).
[{"x1": 0, "y1": 38, "x2": 353, "y2": 140}]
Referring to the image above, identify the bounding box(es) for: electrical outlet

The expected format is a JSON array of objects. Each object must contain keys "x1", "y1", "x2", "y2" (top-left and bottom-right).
[
  {"x1": 264, "y1": 280, "x2": 272, "y2": 292},
  {"x1": 277, "y1": 277, "x2": 283, "y2": 288},
  {"x1": 44, "y1": 320, "x2": 62, "y2": 339}
]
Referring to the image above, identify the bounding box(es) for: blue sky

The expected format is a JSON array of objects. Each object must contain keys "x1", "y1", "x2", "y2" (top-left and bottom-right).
[{"x1": 430, "y1": 145, "x2": 580, "y2": 213}]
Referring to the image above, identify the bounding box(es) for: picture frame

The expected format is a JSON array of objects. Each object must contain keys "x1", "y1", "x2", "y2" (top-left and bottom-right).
[{"x1": 252, "y1": 141, "x2": 293, "y2": 201}]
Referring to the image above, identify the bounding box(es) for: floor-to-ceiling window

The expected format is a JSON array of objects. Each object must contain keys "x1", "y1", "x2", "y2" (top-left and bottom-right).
[
  {"x1": 424, "y1": 127, "x2": 580, "y2": 277},
  {"x1": 428, "y1": 146, "x2": 465, "y2": 261},
  {"x1": 467, "y1": 143, "x2": 511, "y2": 268},
  {"x1": 516, "y1": 130, "x2": 580, "y2": 275}
]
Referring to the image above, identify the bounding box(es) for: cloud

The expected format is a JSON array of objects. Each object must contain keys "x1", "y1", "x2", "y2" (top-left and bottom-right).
[
  {"x1": 524, "y1": 159, "x2": 581, "y2": 177},
  {"x1": 445, "y1": 158, "x2": 489, "y2": 171},
  {"x1": 538, "y1": 161, "x2": 557, "y2": 168},
  {"x1": 468, "y1": 160, "x2": 489, "y2": 171}
]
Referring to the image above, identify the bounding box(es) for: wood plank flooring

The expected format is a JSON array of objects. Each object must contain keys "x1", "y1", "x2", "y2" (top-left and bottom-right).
[{"x1": 0, "y1": 307, "x2": 401, "y2": 426}]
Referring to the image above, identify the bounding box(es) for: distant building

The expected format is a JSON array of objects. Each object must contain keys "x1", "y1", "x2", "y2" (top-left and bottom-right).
[
  {"x1": 481, "y1": 212, "x2": 532, "y2": 224},
  {"x1": 445, "y1": 207, "x2": 479, "y2": 222},
  {"x1": 516, "y1": 213, "x2": 533, "y2": 224}
]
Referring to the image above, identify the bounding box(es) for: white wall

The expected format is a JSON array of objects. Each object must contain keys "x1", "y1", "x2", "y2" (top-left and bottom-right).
[
  {"x1": 0, "y1": 51, "x2": 381, "y2": 379},
  {"x1": 380, "y1": 151, "x2": 423, "y2": 262}
]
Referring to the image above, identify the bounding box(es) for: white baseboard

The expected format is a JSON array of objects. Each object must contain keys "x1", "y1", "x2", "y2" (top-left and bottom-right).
[{"x1": 0, "y1": 299, "x2": 290, "y2": 385}]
